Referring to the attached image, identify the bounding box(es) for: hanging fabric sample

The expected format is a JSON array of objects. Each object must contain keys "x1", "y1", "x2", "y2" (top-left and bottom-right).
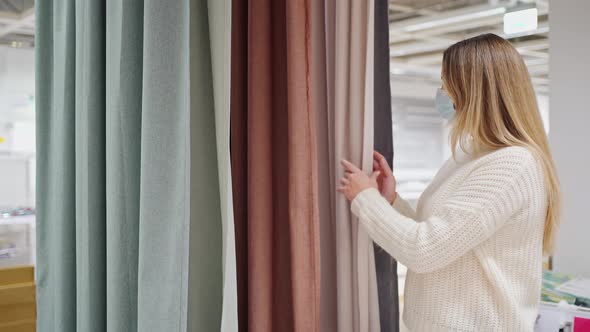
[
  {"x1": 373, "y1": 0, "x2": 400, "y2": 331},
  {"x1": 230, "y1": 0, "x2": 321, "y2": 330},
  {"x1": 36, "y1": 1, "x2": 232, "y2": 331},
  {"x1": 310, "y1": 0, "x2": 338, "y2": 330},
  {"x1": 188, "y1": 0, "x2": 238, "y2": 331},
  {"x1": 318, "y1": 0, "x2": 381, "y2": 331}
]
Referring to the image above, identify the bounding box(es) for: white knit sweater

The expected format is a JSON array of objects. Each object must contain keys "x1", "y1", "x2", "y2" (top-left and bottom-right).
[{"x1": 351, "y1": 146, "x2": 547, "y2": 332}]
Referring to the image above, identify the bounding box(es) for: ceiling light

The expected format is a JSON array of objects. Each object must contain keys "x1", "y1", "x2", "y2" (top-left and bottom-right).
[{"x1": 503, "y1": 4, "x2": 538, "y2": 35}]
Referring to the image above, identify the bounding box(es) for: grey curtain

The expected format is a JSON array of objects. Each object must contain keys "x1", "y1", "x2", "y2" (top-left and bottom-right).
[
  {"x1": 373, "y1": 1, "x2": 399, "y2": 331},
  {"x1": 36, "y1": 1, "x2": 235, "y2": 331}
]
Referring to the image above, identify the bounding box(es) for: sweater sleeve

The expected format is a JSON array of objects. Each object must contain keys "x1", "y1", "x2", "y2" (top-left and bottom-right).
[
  {"x1": 392, "y1": 195, "x2": 416, "y2": 219},
  {"x1": 351, "y1": 149, "x2": 537, "y2": 273}
]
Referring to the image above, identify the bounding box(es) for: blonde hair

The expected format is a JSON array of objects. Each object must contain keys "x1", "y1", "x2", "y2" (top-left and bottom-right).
[{"x1": 442, "y1": 33, "x2": 561, "y2": 255}]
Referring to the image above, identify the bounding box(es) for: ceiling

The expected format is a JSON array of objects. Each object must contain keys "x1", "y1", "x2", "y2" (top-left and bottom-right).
[
  {"x1": 0, "y1": 0, "x2": 550, "y2": 93},
  {"x1": 389, "y1": 0, "x2": 549, "y2": 95},
  {"x1": 0, "y1": 0, "x2": 34, "y2": 48}
]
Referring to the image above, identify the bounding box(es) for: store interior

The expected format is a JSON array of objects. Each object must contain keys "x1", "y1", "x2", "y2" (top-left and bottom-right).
[{"x1": 0, "y1": 0, "x2": 588, "y2": 331}]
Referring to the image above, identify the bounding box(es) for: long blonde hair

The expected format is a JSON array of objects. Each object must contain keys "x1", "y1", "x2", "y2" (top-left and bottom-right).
[{"x1": 442, "y1": 33, "x2": 560, "y2": 255}]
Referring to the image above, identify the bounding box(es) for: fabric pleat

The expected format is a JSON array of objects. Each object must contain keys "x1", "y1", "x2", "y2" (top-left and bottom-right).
[
  {"x1": 36, "y1": 1, "x2": 77, "y2": 331},
  {"x1": 187, "y1": 0, "x2": 223, "y2": 331},
  {"x1": 136, "y1": 2, "x2": 191, "y2": 330},
  {"x1": 323, "y1": 0, "x2": 381, "y2": 331},
  {"x1": 311, "y1": 0, "x2": 338, "y2": 331},
  {"x1": 36, "y1": 1, "x2": 230, "y2": 331},
  {"x1": 206, "y1": 0, "x2": 239, "y2": 331},
  {"x1": 105, "y1": 1, "x2": 143, "y2": 331},
  {"x1": 229, "y1": 0, "x2": 249, "y2": 330},
  {"x1": 285, "y1": 1, "x2": 322, "y2": 331},
  {"x1": 75, "y1": 1, "x2": 107, "y2": 332},
  {"x1": 230, "y1": 0, "x2": 321, "y2": 330},
  {"x1": 373, "y1": 0, "x2": 400, "y2": 331}
]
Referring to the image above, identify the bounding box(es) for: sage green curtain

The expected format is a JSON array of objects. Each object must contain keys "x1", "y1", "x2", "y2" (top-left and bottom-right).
[
  {"x1": 36, "y1": 1, "x2": 235, "y2": 331},
  {"x1": 188, "y1": 0, "x2": 238, "y2": 331}
]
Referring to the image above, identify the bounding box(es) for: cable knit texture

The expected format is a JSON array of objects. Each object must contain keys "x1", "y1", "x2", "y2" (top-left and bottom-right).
[{"x1": 351, "y1": 146, "x2": 547, "y2": 332}]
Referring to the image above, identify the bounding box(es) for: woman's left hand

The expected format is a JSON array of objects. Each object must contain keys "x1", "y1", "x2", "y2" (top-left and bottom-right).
[{"x1": 338, "y1": 159, "x2": 380, "y2": 202}]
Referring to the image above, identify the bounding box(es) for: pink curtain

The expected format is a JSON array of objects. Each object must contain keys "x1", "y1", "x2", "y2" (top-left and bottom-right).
[
  {"x1": 318, "y1": 0, "x2": 381, "y2": 331},
  {"x1": 231, "y1": 0, "x2": 321, "y2": 330},
  {"x1": 232, "y1": 0, "x2": 381, "y2": 330}
]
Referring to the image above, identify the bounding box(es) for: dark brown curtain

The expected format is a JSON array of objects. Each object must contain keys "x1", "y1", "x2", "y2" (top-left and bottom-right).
[
  {"x1": 230, "y1": 0, "x2": 321, "y2": 331},
  {"x1": 373, "y1": 1, "x2": 400, "y2": 331}
]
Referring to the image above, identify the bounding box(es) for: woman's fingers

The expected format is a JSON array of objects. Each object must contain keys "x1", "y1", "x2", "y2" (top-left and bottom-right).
[
  {"x1": 374, "y1": 150, "x2": 392, "y2": 175},
  {"x1": 340, "y1": 159, "x2": 361, "y2": 173},
  {"x1": 340, "y1": 178, "x2": 349, "y2": 185},
  {"x1": 373, "y1": 150, "x2": 385, "y2": 161},
  {"x1": 373, "y1": 160, "x2": 379, "y2": 171}
]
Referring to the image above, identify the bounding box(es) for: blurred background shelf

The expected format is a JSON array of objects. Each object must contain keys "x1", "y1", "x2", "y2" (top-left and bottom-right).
[{"x1": 0, "y1": 265, "x2": 35, "y2": 332}]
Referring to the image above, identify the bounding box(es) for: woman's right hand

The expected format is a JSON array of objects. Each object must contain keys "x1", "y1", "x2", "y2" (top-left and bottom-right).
[{"x1": 373, "y1": 151, "x2": 397, "y2": 204}]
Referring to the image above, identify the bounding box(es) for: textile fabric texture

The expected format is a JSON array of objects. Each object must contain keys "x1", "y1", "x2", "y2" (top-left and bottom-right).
[
  {"x1": 320, "y1": 0, "x2": 381, "y2": 331},
  {"x1": 230, "y1": 0, "x2": 321, "y2": 331},
  {"x1": 36, "y1": 1, "x2": 233, "y2": 331},
  {"x1": 310, "y1": 0, "x2": 338, "y2": 330},
  {"x1": 188, "y1": 0, "x2": 238, "y2": 331},
  {"x1": 373, "y1": 0, "x2": 400, "y2": 331}
]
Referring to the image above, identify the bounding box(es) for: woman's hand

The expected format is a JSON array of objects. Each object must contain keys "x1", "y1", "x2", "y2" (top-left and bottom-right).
[
  {"x1": 373, "y1": 151, "x2": 397, "y2": 204},
  {"x1": 338, "y1": 160, "x2": 380, "y2": 202}
]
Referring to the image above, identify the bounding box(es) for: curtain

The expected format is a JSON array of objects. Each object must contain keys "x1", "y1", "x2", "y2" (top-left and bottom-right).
[
  {"x1": 205, "y1": 0, "x2": 239, "y2": 331},
  {"x1": 320, "y1": 0, "x2": 381, "y2": 331},
  {"x1": 373, "y1": 0, "x2": 400, "y2": 331},
  {"x1": 188, "y1": 0, "x2": 237, "y2": 331},
  {"x1": 230, "y1": 0, "x2": 321, "y2": 331},
  {"x1": 311, "y1": 0, "x2": 338, "y2": 330},
  {"x1": 36, "y1": 1, "x2": 232, "y2": 331}
]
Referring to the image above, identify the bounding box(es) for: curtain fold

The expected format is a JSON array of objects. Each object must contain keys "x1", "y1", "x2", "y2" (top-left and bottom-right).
[
  {"x1": 205, "y1": 0, "x2": 239, "y2": 330},
  {"x1": 105, "y1": 1, "x2": 143, "y2": 331},
  {"x1": 230, "y1": 0, "x2": 321, "y2": 330},
  {"x1": 229, "y1": 0, "x2": 248, "y2": 330},
  {"x1": 311, "y1": 0, "x2": 338, "y2": 330},
  {"x1": 75, "y1": 0, "x2": 107, "y2": 331},
  {"x1": 187, "y1": 0, "x2": 238, "y2": 331},
  {"x1": 322, "y1": 0, "x2": 381, "y2": 331},
  {"x1": 36, "y1": 1, "x2": 77, "y2": 331},
  {"x1": 36, "y1": 1, "x2": 231, "y2": 331},
  {"x1": 373, "y1": 0, "x2": 400, "y2": 331},
  {"x1": 187, "y1": 0, "x2": 223, "y2": 331}
]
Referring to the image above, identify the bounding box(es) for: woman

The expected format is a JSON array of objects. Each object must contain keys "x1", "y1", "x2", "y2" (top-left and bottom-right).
[{"x1": 338, "y1": 33, "x2": 561, "y2": 331}]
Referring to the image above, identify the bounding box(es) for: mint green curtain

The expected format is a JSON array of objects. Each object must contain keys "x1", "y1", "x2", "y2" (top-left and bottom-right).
[
  {"x1": 188, "y1": 0, "x2": 238, "y2": 331},
  {"x1": 36, "y1": 1, "x2": 235, "y2": 331}
]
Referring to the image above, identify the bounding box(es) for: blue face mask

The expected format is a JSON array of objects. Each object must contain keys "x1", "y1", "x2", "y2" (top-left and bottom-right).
[{"x1": 435, "y1": 88, "x2": 456, "y2": 120}]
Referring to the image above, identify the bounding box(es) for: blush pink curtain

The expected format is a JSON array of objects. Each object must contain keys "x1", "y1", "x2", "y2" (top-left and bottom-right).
[{"x1": 316, "y1": 0, "x2": 381, "y2": 331}]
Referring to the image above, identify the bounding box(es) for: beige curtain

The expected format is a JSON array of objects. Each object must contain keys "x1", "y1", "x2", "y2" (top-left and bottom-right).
[{"x1": 318, "y1": 0, "x2": 380, "y2": 331}]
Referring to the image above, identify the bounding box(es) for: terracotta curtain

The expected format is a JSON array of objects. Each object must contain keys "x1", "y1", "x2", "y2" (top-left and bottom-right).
[
  {"x1": 230, "y1": 0, "x2": 321, "y2": 331},
  {"x1": 373, "y1": 0, "x2": 400, "y2": 331}
]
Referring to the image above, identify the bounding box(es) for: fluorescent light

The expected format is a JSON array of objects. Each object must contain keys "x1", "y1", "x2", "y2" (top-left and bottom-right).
[
  {"x1": 403, "y1": 7, "x2": 507, "y2": 32},
  {"x1": 503, "y1": 7, "x2": 538, "y2": 34}
]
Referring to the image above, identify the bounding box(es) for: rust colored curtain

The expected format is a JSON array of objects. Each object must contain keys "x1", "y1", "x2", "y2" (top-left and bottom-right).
[{"x1": 230, "y1": 0, "x2": 321, "y2": 331}]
